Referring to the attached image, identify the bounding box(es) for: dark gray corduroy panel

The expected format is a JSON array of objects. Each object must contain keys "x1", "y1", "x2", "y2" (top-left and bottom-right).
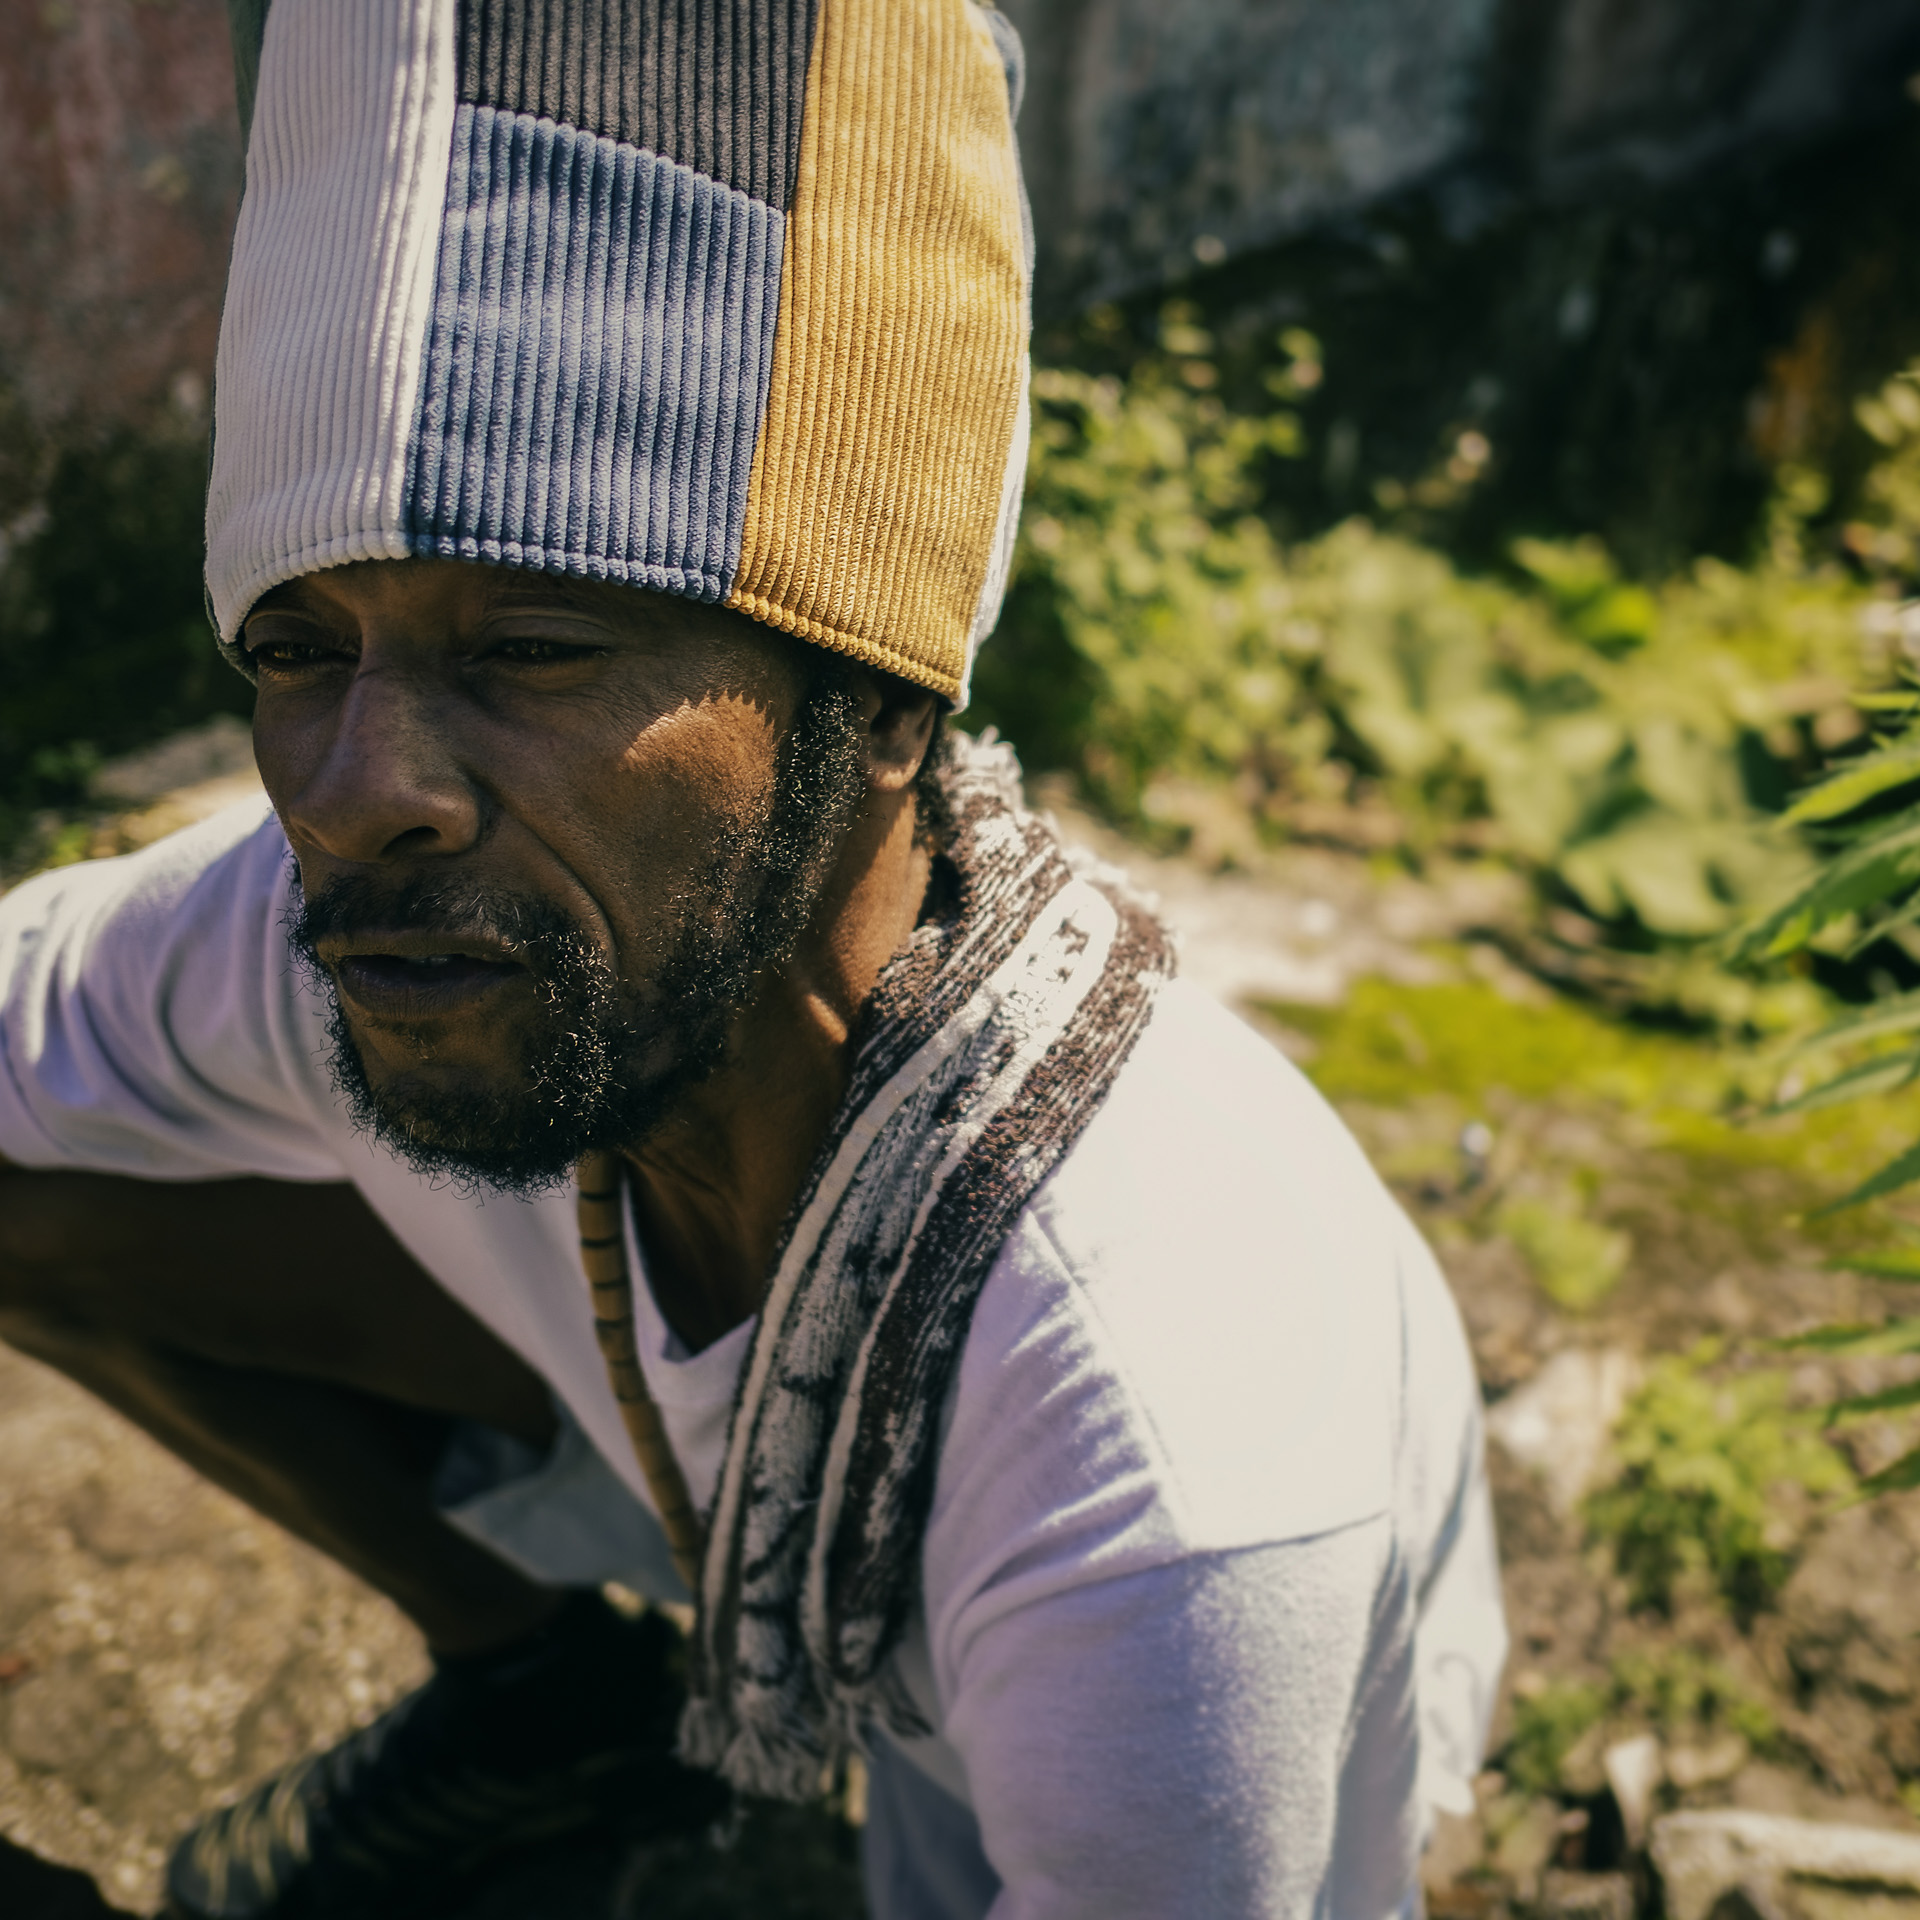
[
  {"x1": 405, "y1": 105, "x2": 784, "y2": 597},
  {"x1": 456, "y1": 0, "x2": 822, "y2": 210}
]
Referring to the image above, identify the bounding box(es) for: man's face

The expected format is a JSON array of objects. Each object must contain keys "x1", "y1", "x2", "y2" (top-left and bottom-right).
[{"x1": 246, "y1": 558, "x2": 870, "y2": 1192}]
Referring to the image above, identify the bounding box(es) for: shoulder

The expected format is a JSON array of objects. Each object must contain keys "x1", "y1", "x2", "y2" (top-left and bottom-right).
[
  {"x1": 1, "y1": 797, "x2": 298, "y2": 1041},
  {"x1": 0, "y1": 800, "x2": 343, "y2": 1176},
  {"x1": 936, "y1": 983, "x2": 1422, "y2": 1582},
  {"x1": 0, "y1": 797, "x2": 290, "y2": 955}
]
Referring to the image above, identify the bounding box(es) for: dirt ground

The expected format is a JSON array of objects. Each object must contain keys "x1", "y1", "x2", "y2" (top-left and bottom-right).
[{"x1": 5, "y1": 736, "x2": 1920, "y2": 1914}]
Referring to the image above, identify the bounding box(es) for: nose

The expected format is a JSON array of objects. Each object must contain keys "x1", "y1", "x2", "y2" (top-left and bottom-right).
[{"x1": 274, "y1": 664, "x2": 484, "y2": 865}]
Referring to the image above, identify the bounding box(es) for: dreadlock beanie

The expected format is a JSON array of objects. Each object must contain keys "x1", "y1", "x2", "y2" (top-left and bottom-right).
[{"x1": 205, "y1": 0, "x2": 1033, "y2": 705}]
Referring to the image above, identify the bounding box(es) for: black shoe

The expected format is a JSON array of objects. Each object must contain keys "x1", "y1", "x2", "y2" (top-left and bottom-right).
[{"x1": 163, "y1": 1591, "x2": 729, "y2": 1919}]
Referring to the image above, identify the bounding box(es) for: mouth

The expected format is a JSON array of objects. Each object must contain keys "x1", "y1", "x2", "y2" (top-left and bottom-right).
[{"x1": 324, "y1": 938, "x2": 530, "y2": 1020}]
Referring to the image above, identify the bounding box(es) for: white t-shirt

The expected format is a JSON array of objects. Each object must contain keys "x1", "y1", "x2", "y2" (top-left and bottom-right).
[{"x1": 0, "y1": 800, "x2": 1506, "y2": 1917}]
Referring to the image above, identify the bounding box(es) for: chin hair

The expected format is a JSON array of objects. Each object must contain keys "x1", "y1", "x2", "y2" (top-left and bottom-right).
[{"x1": 301, "y1": 970, "x2": 730, "y2": 1199}]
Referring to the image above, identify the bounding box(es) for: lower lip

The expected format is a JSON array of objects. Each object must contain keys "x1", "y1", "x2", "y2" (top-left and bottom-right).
[{"x1": 333, "y1": 955, "x2": 527, "y2": 1020}]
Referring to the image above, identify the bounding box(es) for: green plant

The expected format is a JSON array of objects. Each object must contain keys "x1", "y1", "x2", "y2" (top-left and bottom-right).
[
  {"x1": 1503, "y1": 1652, "x2": 1776, "y2": 1799},
  {"x1": 969, "y1": 313, "x2": 1316, "y2": 816},
  {"x1": 1495, "y1": 1194, "x2": 1630, "y2": 1312},
  {"x1": 1608, "y1": 1646, "x2": 1776, "y2": 1749},
  {"x1": 977, "y1": 310, "x2": 1877, "y2": 949},
  {"x1": 1733, "y1": 356, "x2": 1920, "y2": 1484},
  {"x1": 0, "y1": 416, "x2": 252, "y2": 839},
  {"x1": 1584, "y1": 1343, "x2": 1850, "y2": 1623},
  {"x1": 1505, "y1": 1681, "x2": 1609, "y2": 1797}
]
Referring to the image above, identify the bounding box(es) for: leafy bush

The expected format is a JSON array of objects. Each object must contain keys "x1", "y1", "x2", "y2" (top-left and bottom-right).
[
  {"x1": 1584, "y1": 1343, "x2": 1849, "y2": 1623},
  {"x1": 0, "y1": 419, "x2": 251, "y2": 831},
  {"x1": 974, "y1": 312, "x2": 1884, "y2": 945},
  {"x1": 1732, "y1": 355, "x2": 1920, "y2": 1490}
]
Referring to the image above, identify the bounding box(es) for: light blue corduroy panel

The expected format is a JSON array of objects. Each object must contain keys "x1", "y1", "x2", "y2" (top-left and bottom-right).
[{"x1": 406, "y1": 104, "x2": 784, "y2": 599}]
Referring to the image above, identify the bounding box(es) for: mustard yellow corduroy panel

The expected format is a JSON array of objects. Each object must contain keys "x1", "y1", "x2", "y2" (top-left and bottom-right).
[{"x1": 724, "y1": 0, "x2": 1028, "y2": 702}]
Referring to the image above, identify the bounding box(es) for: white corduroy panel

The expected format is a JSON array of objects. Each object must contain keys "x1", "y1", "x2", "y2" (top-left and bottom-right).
[{"x1": 205, "y1": 0, "x2": 460, "y2": 643}]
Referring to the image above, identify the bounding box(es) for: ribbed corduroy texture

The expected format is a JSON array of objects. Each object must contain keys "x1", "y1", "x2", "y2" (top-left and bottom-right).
[
  {"x1": 207, "y1": 0, "x2": 1032, "y2": 703},
  {"x1": 205, "y1": 0, "x2": 461, "y2": 644},
  {"x1": 458, "y1": 0, "x2": 821, "y2": 209},
  {"x1": 725, "y1": 0, "x2": 1030, "y2": 700},
  {"x1": 406, "y1": 104, "x2": 782, "y2": 597}
]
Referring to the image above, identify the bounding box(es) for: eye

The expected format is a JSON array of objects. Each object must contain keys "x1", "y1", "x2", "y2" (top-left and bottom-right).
[
  {"x1": 244, "y1": 618, "x2": 348, "y2": 675},
  {"x1": 477, "y1": 632, "x2": 610, "y2": 672},
  {"x1": 486, "y1": 636, "x2": 602, "y2": 664}
]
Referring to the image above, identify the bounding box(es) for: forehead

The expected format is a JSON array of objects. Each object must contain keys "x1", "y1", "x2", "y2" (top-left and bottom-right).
[
  {"x1": 249, "y1": 559, "x2": 780, "y2": 653},
  {"x1": 241, "y1": 558, "x2": 830, "y2": 724},
  {"x1": 251, "y1": 558, "x2": 656, "y2": 622}
]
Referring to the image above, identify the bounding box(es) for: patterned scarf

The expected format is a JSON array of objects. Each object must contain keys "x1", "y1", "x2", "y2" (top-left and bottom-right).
[{"x1": 673, "y1": 734, "x2": 1175, "y2": 1798}]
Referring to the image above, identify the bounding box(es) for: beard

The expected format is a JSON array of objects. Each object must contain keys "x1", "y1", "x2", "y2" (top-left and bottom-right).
[{"x1": 285, "y1": 672, "x2": 870, "y2": 1196}]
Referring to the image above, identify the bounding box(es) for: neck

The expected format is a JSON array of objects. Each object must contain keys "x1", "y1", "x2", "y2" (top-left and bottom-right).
[{"x1": 622, "y1": 790, "x2": 932, "y2": 1352}]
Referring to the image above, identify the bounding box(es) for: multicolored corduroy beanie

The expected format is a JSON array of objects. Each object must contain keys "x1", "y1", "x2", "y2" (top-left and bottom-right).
[{"x1": 208, "y1": 0, "x2": 1033, "y2": 705}]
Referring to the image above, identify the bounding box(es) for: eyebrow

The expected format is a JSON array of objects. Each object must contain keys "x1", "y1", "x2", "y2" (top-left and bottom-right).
[
  {"x1": 246, "y1": 584, "x2": 317, "y2": 616},
  {"x1": 483, "y1": 576, "x2": 614, "y2": 615},
  {"x1": 241, "y1": 572, "x2": 615, "y2": 633}
]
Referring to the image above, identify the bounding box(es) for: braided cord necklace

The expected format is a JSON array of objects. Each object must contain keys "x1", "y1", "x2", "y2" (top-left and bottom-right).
[{"x1": 575, "y1": 1150, "x2": 705, "y2": 1595}]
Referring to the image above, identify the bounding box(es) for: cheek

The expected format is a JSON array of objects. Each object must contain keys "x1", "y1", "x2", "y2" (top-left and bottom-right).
[
  {"x1": 250, "y1": 699, "x2": 306, "y2": 804},
  {"x1": 612, "y1": 691, "x2": 784, "y2": 838},
  {"x1": 548, "y1": 691, "x2": 784, "y2": 937}
]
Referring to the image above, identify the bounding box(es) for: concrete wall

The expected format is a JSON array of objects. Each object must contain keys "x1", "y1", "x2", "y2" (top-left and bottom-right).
[
  {"x1": 0, "y1": 0, "x2": 238, "y2": 444},
  {"x1": 1002, "y1": 0, "x2": 1920, "y2": 311},
  {"x1": 2, "y1": 0, "x2": 1918, "y2": 430}
]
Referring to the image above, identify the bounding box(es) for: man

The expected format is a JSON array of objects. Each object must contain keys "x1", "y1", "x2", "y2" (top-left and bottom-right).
[{"x1": 0, "y1": 1, "x2": 1506, "y2": 1915}]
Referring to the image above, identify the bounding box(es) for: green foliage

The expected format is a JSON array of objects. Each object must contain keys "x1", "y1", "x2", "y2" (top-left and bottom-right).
[
  {"x1": 1505, "y1": 1681, "x2": 1609, "y2": 1797},
  {"x1": 977, "y1": 308, "x2": 1879, "y2": 943},
  {"x1": 1495, "y1": 1194, "x2": 1630, "y2": 1312},
  {"x1": 1848, "y1": 365, "x2": 1920, "y2": 586},
  {"x1": 1271, "y1": 973, "x2": 1920, "y2": 1225},
  {"x1": 1276, "y1": 977, "x2": 1681, "y2": 1109},
  {"x1": 1504, "y1": 1650, "x2": 1777, "y2": 1799},
  {"x1": 1737, "y1": 719, "x2": 1920, "y2": 1073},
  {"x1": 1777, "y1": 1279, "x2": 1920, "y2": 1495},
  {"x1": 1584, "y1": 1343, "x2": 1850, "y2": 1623},
  {"x1": 0, "y1": 421, "x2": 252, "y2": 830},
  {"x1": 1736, "y1": 359, "x2": 1920, "y2": 1498},
  {"x1": 1608, "y1": 1645, "x2": 1777, "y2": 1749},
  {"x1": 969, "y1": 320, "x2": 1315, "y2": 814}
]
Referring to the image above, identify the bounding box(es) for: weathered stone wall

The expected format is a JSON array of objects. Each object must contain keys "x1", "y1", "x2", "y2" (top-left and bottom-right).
[
  {"x1": 0, "y1": 0, "x2": 238, "y2": 453},
  {"x1": 1001, "y1": 0, "x2": 1920, "y2": 312},
  {"x1": 3, "y1": 0, "x2": 1916, "y2": 423},
  {"x1": 4, "y1": 0, "x2": 1916, "y2": 430}
]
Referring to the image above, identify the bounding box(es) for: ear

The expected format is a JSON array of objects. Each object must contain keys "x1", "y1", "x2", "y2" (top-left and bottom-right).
[{"x1": 858, "y1": 669, "x2": 941, "y2": 796}]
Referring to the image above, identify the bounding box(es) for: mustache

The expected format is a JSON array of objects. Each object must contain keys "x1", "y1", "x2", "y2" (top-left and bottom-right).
[{"x1": 286, "y1": 873, "x2": 591, "y2": 974}]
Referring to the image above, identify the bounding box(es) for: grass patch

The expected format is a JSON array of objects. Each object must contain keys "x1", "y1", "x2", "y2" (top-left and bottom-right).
[
  {"x1": 1267, "y1": 973, "x2": 1920, "y2": 1238},
  {"x1": 1506, "y1": 1681, "x2": 1609, "y2": 1797},
  {"x1": 1504, "y1": 1650, "x2": 1777, "y2": 1798},
  {"x1": 1585, "y1": 1342, "x2": 1851, "y2": 1623},
  {"x1": 1608, "y1": 1646, "x2": 1777, "y2": 1750},
  {"x1": 1495, "y1": 1194, "x2": 1631, "y2": 1312}
]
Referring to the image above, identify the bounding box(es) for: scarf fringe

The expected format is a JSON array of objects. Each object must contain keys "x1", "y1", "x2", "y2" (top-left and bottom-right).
[{"x1": 679, "y1": 1699, "x2": 832, "y2": 1802}]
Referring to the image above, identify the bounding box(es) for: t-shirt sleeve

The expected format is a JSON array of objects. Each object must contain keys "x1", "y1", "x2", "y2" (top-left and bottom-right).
[
  {"x1": 0, "y1": 800, "x2": 347, "y2": 1180},
  {"x1": 892, "y1": 997, "x2": 1507, "y2": 1916},
  {"x1": 888, "y1": 1210, "x2": 1419, "y2": 1918},
  {"x1": 932, "y1": 1527, "x2": 1421, "y2": 1920}
]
